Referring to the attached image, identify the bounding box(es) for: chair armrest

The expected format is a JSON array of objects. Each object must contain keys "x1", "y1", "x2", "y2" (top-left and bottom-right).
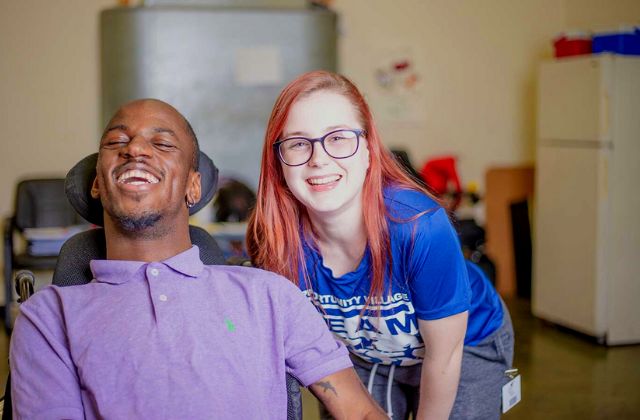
[
  {"x1": 4, "y1": 216, "x2": 16, "y2": 332},
  {"x1": 286, "y1": 373, "x2": 303, "y2": 420},
  {"x1": 3, "y1": 216, "x2": 16, "y2": 268},
  {"x1": 4, "y1": 216, "x2": 15, "y2": 268},
  {"x1": 3, "y1": 216, "x2": 14, "y2": 241}
]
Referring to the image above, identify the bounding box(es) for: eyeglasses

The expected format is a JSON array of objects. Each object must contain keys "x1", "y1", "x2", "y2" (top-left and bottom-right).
[{"x1": 274, "y1": 129, "x2": 365, "y2": 167}]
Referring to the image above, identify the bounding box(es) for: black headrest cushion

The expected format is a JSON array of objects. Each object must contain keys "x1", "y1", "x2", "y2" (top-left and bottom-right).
[{"x1": 65, "y1": 152, "x2": 218, "y2": 226}]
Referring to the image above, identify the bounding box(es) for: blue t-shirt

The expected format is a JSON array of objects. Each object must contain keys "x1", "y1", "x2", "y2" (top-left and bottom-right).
[{"x1": 300, "y1": 187, "x2": 503, "y2": 366}]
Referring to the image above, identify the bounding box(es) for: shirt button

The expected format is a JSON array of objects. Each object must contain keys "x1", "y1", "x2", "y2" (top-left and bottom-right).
[
  {"x1": 150, "y1": 268, "x2": 160, "y2": 276},
  {"x1": 159, "y1": 294, "x2": 168, "y2": 302}
]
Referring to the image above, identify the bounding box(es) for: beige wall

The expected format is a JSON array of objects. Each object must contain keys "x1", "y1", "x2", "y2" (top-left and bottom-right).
[
  {"x1": 565, "y1": 0, "x2": 640, "y2": 31},
  {"x1": 1, "y1": 0, "x2": 639, "y2": 278},
  {"x1": 0, "y1": 0, "x2": 113, "y2": 217},
  {"x1": 333, "y1": 0, "x2": 564, "y2": 189},
  {"x1": 0, "y1": 0, "x2": 111, "y2": 302}
]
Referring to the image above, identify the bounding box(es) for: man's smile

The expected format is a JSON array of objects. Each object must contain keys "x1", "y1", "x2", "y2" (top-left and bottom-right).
[
  {"x1": 117, "y1": 169, "x2": 160, "y2": 185},
  {"x1": 113, "y1": 162, "x2": 163, "y2": 189}
]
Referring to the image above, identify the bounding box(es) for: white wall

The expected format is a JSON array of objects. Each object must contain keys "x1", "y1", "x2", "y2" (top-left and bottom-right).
[
  {"x1": 0, "y1": 0, "x2": 112, "y2": 301},
  {"x1": 333, "y1": 0, "x2": 564, "y2": 188},
  {"x1": 1, "y1": 0, "x2": 639, "y2": 278},
  {"x1": 0, "y1": 0, "x2": 113, "y2": 219},
  {"x1": 565, "y1": 0, "x2": 640, "y2": 31}
]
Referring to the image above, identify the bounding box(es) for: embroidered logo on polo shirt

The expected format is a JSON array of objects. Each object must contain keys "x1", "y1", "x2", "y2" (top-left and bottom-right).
[{"x1": 224, "y1": 318, "x2": 236, "y2": 332}]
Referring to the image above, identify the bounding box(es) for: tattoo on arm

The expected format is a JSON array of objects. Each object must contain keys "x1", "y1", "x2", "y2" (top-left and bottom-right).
[{"x1": 316, "y1": 380, "x2": 338, "y2": 397}]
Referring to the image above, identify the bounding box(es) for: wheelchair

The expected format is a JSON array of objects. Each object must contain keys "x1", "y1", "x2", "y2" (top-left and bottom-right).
[{"x1": 2, "y1": 152, "x2": 302, "y2": 419}]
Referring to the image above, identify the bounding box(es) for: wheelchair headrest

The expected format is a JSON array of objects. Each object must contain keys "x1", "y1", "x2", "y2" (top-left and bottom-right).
[{"x1": 64, "y1": 152, "x2": 218, "y2": 226}]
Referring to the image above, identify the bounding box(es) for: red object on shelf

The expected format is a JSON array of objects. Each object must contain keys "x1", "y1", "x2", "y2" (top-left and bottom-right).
[
  {"x1": 553, "y1": 35, "x2": 592, "y2": 58},
  {"x1": 420, "y1": 156, "x2": 462, "y2": 210},
  {"x1": 420, "y1": 156, "x2": 461, "y2": 194}
]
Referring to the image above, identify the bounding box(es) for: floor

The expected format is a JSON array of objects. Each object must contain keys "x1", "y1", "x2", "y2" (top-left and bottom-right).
[
  {"x1": 1, "y1": 298, "x2": 639, "y2": 419},
  {"x1": 300, "y1": 298, "x2": 640, "y2": 419}
]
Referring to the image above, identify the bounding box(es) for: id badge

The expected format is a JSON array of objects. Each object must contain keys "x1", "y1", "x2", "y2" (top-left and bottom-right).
[{"x1": 502, "y1": 369, "x2": 521, "y2": 413}]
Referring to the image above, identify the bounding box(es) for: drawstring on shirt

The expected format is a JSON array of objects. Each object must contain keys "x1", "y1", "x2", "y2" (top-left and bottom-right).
[{"x1": 366, "y1": 363, "x2": 396, "y2": 419}]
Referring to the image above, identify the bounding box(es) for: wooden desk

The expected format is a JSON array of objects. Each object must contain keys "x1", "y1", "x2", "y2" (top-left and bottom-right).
[{"x1": 485, "y1": 166, "x2": 534, "y2": 297}]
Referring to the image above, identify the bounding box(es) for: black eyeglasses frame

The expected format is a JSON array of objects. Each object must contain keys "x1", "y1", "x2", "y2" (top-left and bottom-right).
[{"x1": 273, "y1": 128, "x2": 366, "y2": 167}]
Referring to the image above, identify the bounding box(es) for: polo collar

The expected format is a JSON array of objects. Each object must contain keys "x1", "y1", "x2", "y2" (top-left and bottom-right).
[
  {"x1": 90, "y1": 246, "x2": 205, "y2": 285},
  {"x1": 163, "y1": 246, "x2": 205, "y2": 278}
]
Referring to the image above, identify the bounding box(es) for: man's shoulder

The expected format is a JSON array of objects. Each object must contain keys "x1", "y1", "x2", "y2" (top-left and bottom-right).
[
  {"x1": 202, "y1": 263, "x2": 281, "y2": 278},
  {"x1": 26, "y1": 281, "x2": 104, "y2": 303},
  {"x1": 201, "y1": 264, "x2": 299, "y2": 291},
  {"x1": 199, "y1": 265, "x2": 308, "y2": 317},
  {"x1": 16, "y1": 283, "x2": 92, "y2": 325}
]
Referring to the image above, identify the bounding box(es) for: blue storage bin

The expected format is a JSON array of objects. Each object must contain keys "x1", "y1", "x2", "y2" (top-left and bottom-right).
[{"x1": 592, "y1": 27, "x2": 640, "y2": 55}]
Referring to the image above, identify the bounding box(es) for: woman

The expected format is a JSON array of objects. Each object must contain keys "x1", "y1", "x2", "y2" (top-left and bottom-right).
[{"x1": 247, "y1": 70, "x2": 514, "y2": 419}]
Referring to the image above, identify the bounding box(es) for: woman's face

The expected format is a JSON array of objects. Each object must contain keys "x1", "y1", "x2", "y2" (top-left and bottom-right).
[{"x1": 279, "y1": 90, "x2": 370, "y2": 219}]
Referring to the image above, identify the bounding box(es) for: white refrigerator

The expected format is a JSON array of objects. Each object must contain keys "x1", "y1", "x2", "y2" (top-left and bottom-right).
[{"x1": 533, "y1": 54, "x2": 640, "y2": 345}]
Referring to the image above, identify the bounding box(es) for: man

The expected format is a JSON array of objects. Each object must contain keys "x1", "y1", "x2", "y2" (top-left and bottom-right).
[{"x1": 10, "y1": 99, "x2": 386, "y2": 419}]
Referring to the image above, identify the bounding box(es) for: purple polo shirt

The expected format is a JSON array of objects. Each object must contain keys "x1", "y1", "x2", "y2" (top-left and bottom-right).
[{"x1": 10, "y1": 246, "x2": 350, "y2": 419}]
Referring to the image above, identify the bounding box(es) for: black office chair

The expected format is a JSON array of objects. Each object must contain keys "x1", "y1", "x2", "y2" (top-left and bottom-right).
[
  {"x1": 213, "y1": 178, "x2": 257, "y2": 222},
  {"x1": 2, "y1": 178, "x2": 87, "y2": 332},
  {"x1": 2, "y1": 153, "x2": 302, "y2": 420}
]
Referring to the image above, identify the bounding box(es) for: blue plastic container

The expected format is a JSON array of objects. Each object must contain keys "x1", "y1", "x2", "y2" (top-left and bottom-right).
[{"x1": 592, "y1": 27, "x2": 640, "y2": 55}]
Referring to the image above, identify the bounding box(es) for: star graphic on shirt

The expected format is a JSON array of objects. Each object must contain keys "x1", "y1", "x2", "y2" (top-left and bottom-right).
[
  {"x1": 355, "y1": 336, "x2": 376, "y2": 349},
  {"x1": 402, "y1": 343, "x2": 419, "y2": 358}
]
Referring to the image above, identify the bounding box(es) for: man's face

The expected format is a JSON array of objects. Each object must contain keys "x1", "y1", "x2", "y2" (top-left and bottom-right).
[{"x1": 91, "y1": 100, "x2": 201, "y2": 235}]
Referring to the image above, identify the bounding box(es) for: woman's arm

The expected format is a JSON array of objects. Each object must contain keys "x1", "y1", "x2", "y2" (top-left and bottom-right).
[{"x1": 416, "y1": 311, "x2": 468, "y2": 420}]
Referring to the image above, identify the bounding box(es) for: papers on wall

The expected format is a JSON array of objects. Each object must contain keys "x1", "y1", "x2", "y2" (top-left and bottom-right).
[{"x1": 370, "y1": 46, "x2": 427, "y2": 125}]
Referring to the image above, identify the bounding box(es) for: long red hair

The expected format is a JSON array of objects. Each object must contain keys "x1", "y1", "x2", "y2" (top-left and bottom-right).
[{"x1": 247, "y1": 70, "x2": 436, "y2": 310}]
